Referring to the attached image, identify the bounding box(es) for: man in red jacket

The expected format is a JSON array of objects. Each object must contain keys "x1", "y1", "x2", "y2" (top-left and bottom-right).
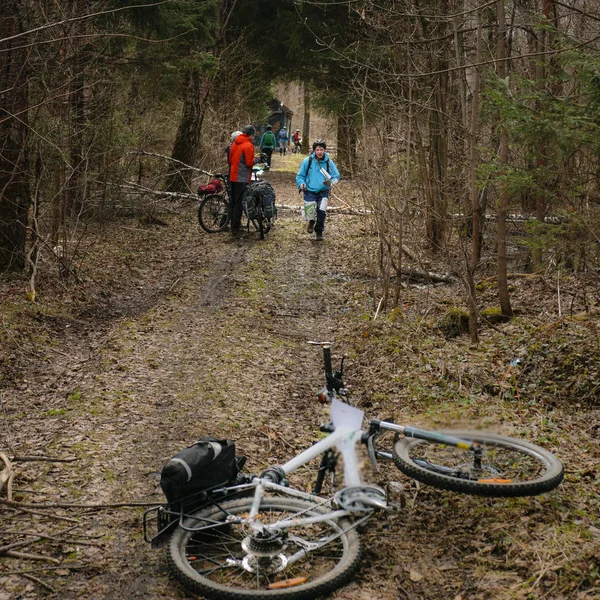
[{"x1": 228, "y1": 124, "x2": 256, "y2": 236}]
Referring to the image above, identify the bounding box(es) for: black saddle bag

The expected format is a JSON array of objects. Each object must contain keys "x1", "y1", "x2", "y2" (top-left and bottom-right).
[{"x1": 160, "y1": 437, "x2": 239, "y2": 513}]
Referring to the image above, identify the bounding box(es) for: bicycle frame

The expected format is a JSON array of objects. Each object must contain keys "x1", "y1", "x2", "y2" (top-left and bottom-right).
[
  {"x1": 177, "y1": 424, "x2": 375, "y2": 540},
  {"x1": 162, "y1": 345, "x2": 511, "y2": 542}
]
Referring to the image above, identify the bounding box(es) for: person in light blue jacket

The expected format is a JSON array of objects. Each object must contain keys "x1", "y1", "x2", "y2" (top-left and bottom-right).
[{"x1": 295, "y1": 140, "x2": 340, "y2": 241}]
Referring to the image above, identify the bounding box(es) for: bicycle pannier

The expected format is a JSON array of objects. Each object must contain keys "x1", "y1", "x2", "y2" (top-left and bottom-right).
[
  {"x1": 160, "y1": 437, "x2": 238, "y2": 512},
  {"x1": 243, "y1": 186, "x2": 258, "y2": 220},
  {"x1": 243, "y1": 181, "x2": 277, "y2": 220}
]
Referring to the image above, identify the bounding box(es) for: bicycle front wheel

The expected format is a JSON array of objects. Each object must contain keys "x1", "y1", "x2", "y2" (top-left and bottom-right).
[
  {"x1": 198, "y1": 194, "x2": 230, "y2": 233},
  {"x1": 393, "y1": 430, "x2": 564, "y2": 497},
  {"x1": 168, "y1": 496, "x2": 362, "y2": 600}
]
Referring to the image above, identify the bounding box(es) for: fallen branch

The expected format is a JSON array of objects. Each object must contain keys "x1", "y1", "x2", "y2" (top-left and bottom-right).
[
  {"x1": 2, "y1": 564, "x2": 86, "y2": 575},
  {"x1": 394, "y1": 267, "x2": 457, "y2": 285},
  {"x1": 12, "y1": 455, "x2": 78, "y2": 463},
  {"x1": 21, "y1": 573, "x2": 56, "y2": 593},
  {"x1": 275, "y1": 203, "x2": 370, "y2": 215},
  {"x1": 126, "y1": 149, "x2": 206, "y2": 174},
  {"x1": 4, "y1": 550, "x2": 60, "y2": 564},
  {"x1": 0, "y1": 525, "x2": 79, "y2": 555},
  {"x1": 450, "y1": 212, "x2": 565, "y2": 224},
  {"x1": 0, "y1": 452, "x2": 14, "y2": 500},
  {"x1": 0, "y1": 498, "x2": 161, "y2": 510},
  {"x1": 4, "y1": 506, "x2": 80, "y2": 523},
  {"x1": 115, "y1": 181, "x2": 197, "y2": 203}
]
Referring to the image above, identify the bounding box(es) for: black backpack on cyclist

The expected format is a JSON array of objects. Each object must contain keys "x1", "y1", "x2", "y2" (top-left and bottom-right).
[
  {"x1": 243, "y1": 181, "x2": 277, "y2": 220},
  {"x1": 159, "y1": 437, "x2": 240, "y2": 513}
]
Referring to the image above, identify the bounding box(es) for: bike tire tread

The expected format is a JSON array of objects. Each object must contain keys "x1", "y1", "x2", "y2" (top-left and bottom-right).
[
  {"x1": 393, "y1": 430, "x2": 564, "y2": 497},
  {"x1": 167, "y1": 496, "x2": 362, "y2": 599}
]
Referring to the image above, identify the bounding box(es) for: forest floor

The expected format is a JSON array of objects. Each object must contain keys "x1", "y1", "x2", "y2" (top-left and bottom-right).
[{"x1": 0, "y1": 153, "x2": 599, "y2": 600}]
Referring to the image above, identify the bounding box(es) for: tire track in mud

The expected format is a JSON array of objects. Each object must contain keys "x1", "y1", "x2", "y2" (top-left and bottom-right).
[{"x1": 1, "y1": 174, "x2": 379, "y2": 599}]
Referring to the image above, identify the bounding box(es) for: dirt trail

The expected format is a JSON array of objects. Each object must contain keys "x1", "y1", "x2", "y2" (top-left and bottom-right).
[
  {"x1": 2, "y1": 156, "x2": 597, "y2": 600},
  {"x1": 1, "y1": 159, "x2": 389, "y2": 599}
]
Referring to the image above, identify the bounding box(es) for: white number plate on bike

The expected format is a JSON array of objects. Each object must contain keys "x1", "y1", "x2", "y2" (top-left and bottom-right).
[{"x1": 331, "y1": 398, "x2": 364, "y2": 430}]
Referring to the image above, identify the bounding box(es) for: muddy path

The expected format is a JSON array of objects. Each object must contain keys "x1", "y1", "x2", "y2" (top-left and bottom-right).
[
  {"x1": 0, "y1": 163, "x2": 386, "y2": 599},
  {"x1": 1, "y1": 158, "x2": 598, "y2": 600}
]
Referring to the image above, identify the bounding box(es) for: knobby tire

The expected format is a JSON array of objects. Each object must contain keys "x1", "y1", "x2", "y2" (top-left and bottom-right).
[
  {"x1": 198, "y1": 194, "x2": 230, "y2": 233},
  {"x1": 393, "y1": 430, "x2": 563, "y2": 497},
  {"x1": 167, "y1": 496, "x2": 362, "y2": 600}
]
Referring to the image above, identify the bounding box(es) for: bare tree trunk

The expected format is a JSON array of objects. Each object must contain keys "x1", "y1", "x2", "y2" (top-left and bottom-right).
[
  {"x1": 66, "y1": 6, "x2": 86, "y2": 220},
  {"x1": 336, "y1": 113, "x2": 356, "y2": 177},
  {"x1": 0, "y1": 3, "x2": 31, "y2": 271},
  {"x1": 167, "y1": 0, "x2": 236, "y2": 193},
  {"x1": 467, "y1": 9, "x2": 483, "y2": 344},
  {"x1": 427, "y1": 72, "x2": 448, "y2": 251},
  {"x1": 496, "y1": 0, "x2": 513, "y2": 317},
  {"x1": 532, "y1": 0, "x2": 555, "y2": 267},
  {"x1": 302, "y1": 82, "x2": 310, "y2": 154},
  {"x1": 166, "y1": 69, "x2": 209, "y2": 193}
]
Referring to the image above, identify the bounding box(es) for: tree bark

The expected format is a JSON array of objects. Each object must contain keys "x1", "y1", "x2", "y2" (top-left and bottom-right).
[
  {"x1": 496, "y1": 0, "x2": 513, "y2": 317},
  {"x1": 336, "y1": 112, "x2": 356, "y2": 177},
  {"x1": 302, "y1": 82, "x2": 311, "y2": 154},
  {"x1": 166, "y1": 69, "x2": 209, "y2": 193},
  {"x1": 66, "y1": 3, "x2": 87, "y2": 220},
  {"x1": 427, "y1": 72, "x2": 448, "y2": 251},
  {"x1": 0, "y1": 4, "x2": 31, "y2": 271},
  {"x1": 467, "y1": 9, "x2": 483, "y2": 344}
]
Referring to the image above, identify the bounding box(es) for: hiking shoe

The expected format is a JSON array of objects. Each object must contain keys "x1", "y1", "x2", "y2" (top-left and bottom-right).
[
  {"x1": 307, "y1": 220, "x2": 315, "y2": 234},
  {"x1": 315, "y1": 232, "x2": 323, "y2": 241}
]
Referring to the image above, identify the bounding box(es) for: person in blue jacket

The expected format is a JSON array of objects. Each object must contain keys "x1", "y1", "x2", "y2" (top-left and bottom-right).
[
  {"x1": 278, "y1": 127, "x2": 289, "y2": 155},
  {"x1": 296, "y1": 139, "x2": 340, "y2": 240}
]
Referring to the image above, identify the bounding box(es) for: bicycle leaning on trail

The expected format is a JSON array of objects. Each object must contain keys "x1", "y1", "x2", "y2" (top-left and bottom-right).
[
  {"x1": 144, "y1": 343, "x2": 564, "y2": 600},
  {"x1": 197, "y1": 154, "x2": 276, "y2": 239}
]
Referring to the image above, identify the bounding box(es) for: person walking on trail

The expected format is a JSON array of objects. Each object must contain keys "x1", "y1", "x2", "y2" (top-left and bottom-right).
[
  {"x1": 228, "y1": 125, "x2": 257, "y2": 237},
  {"x1": 278, "y1": 127, "x2": 289, "y2": 155},
  {"x1": 259, "y1": 125, "x2": 277, "y2": 167},
  {"x1": 296, "y1": 139, "x2": 340, "y2": 241}
]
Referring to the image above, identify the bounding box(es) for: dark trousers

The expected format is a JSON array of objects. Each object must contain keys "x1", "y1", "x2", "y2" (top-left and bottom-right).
[
  {"x1": 303, "y1": 190, "x2": 328, "y2": 234},
  {"x1": 262, "y1": 148, "x2": 273, "y2": 166},
  {"x1": 230, "y1": 181, "x2": 248, "y2": 231}
]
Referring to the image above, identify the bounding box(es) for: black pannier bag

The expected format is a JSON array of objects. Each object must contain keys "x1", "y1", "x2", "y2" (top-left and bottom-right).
[
  {"x1": 243, "y1": 181, "x2": 277, "y2": 220},
  {"x1": 160, "y1": 437, "x2": 239, "y2": 513}
]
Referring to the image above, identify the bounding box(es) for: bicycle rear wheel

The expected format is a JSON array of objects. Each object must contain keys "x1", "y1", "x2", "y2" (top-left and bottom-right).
[
  {"x1": 168, "y1": 496, "x2": 362, "y2": 599},
  {"x1": 393, "y1": 430, "x2": 564, "y2": 497},
  {"x1": 249, "y1": 204, "x2": 271, "y2": 240},
  {"x1": 198, "y1": 194, "x2": 230, "y2": 233}
]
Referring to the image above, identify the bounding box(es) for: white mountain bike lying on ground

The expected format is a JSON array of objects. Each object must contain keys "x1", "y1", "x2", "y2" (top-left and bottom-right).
[{"x1": 145, "y1": 343, "x2": 564, "y2": 599}]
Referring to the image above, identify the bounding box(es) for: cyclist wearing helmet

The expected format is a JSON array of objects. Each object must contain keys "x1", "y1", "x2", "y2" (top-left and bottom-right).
[
  {"x1": 296, "y1": 139, "x2": 340, "y2": 241},
  {"x1": 229, "y1": 125, "x2": 256, "y2": 236},
  {"x1": 291, "y1": 129, "x2": 302, "y2": 153}
]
